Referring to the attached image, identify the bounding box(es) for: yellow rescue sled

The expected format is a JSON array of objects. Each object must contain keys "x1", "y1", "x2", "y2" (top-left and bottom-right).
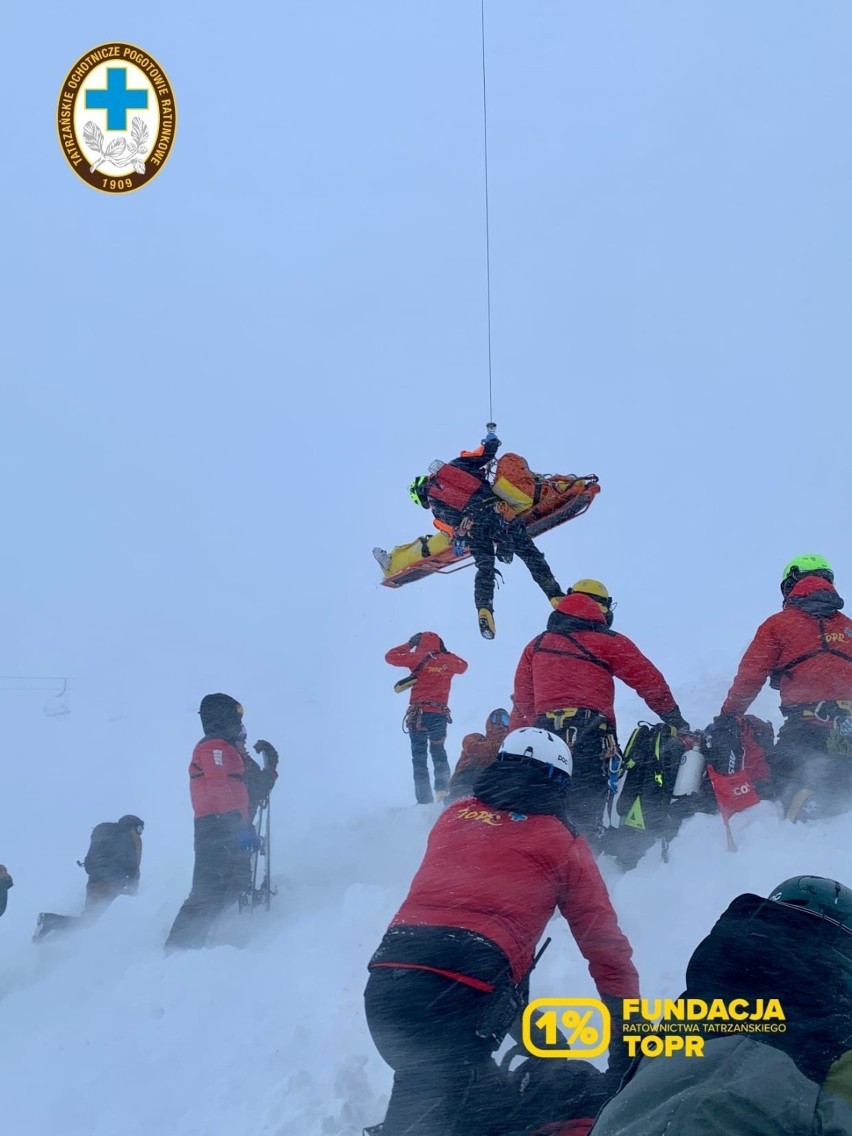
[{"x1": 375, "y1": 453, "x2": 600, "y2": 589}]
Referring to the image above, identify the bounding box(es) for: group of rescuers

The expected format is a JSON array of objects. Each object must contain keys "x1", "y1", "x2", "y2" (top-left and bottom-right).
[{"x1": 372, "y1": 551, "x2": 852, "y2": 1135}]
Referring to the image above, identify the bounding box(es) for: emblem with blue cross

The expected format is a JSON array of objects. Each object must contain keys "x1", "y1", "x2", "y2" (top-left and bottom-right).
[{"x1": 57, "y1": 42, "x2": 176, "y2": 193}]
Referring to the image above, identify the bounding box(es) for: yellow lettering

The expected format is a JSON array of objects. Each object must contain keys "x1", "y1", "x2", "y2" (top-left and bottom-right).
[
  {"x1": 764, "y1": 999, "x2": 784, "y2": 1021},
  {"x1": 729, "y1": 999, "x2": 748, "y2": 1020},
  {"x1": 622, "y1": 999, "x2": 640, "y2": 1021}
]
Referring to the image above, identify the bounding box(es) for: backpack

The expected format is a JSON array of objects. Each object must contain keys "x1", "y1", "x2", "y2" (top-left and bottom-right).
[
  {"x1": 606, "y1": 724, "x2": 714, "y2": 867},
  {"x1": 83, "y1": 823, "x2": 132, "y2": 882},
  {"x1": 615, "y1": 723, "x2": 686, "y2": 829},
  {"x1": 702, "y1": 714, "x2": 774, "y2": 822},
  {"x1": 703, "y1": 714, "x2": 773, "y2": 783}
]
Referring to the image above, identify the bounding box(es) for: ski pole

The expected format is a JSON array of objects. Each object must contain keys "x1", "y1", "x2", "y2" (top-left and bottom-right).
[{"x1": 263, "y1": 794, "x2": 272, "y2": 911}]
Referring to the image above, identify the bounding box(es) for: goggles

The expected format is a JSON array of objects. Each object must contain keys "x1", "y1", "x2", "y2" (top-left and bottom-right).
[
  {"x1": 545, "y1": 766, "x2": 569, "y2": 786},
  {"x1": 488, "y1": 709, "x2": 510, "y2": 727}
]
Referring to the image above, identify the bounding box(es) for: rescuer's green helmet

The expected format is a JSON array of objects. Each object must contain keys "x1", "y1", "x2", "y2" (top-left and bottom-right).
[
  {"x1": 780, "y1": 554, "x2": 834, "y2": 597},
  {"x1": 769, "y1": 875, "x2": 852, "y2": 934}
]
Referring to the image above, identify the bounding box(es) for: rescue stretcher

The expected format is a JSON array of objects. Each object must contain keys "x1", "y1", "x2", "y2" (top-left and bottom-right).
[{"x1": 375, "y1": 453, "x2": 600, "y2": 589}]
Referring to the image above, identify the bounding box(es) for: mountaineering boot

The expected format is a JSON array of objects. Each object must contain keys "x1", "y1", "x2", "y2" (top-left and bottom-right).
[
  {"x1": 33, "y1": 912, "x2": 76, "y2": 942},
  {"x1": 478, "y1": 608, "x2": 496, "y2": 640},
  {"x1": 372, "y1": 547, "x2": 391, "y2": 572}
]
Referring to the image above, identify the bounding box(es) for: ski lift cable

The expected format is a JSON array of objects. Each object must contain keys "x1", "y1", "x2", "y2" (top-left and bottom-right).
[
  {"x1": 0, "y1": 676, "x2": 75, "y2": 692},
  {"x1": 480, "y1": 0, "x2": 494, "y2": 425},
  {"x1": 0, "y1": 676, "x2": 73, "y2": 682}
]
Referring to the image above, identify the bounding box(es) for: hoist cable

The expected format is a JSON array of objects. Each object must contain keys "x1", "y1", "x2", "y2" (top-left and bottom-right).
[{"x1": 480, "y1": 0, "x2": 494, "y2": 424}]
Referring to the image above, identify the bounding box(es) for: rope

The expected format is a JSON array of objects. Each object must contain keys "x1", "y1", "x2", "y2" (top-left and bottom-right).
[{"x1": 480, "y1": 0, "x2": 494, "y2": 423}]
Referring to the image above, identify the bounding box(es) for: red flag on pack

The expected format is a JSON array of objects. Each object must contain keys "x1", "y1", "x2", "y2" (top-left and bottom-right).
[{"x1": 707, "y1": 765, "x2": 761, "y2": 822}]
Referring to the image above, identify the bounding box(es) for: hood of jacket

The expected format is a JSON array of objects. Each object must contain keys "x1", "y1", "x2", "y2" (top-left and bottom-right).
[
  {"x1": 550, "y1": 592, "x2": 609, "y2": 630},
  {"x1": 785, "y1": 576, "x2": 845, "y2": 618}
]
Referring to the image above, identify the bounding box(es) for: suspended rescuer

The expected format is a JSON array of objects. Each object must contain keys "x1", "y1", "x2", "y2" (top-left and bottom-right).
[
  {"x1": 385, "y1": 632, "x2": 467, "y2": 804},
  {"x1": 588, "y1": 874, "x2": 852, "y2": 1136},
  {"x1": 509, "y1": 579, "x2": 691, "y2": 842},
  {"x1": 34, "y1": 816, "x2": 144, "y2": 940},
  {"x1": 363, "y1": 727, "x2": 639, "y2": 1136},
  {"x1": 714, "y1": 554, "x2": 852, "y2": 821},
  {"x1": 409, "y1": 429, "x2": 563, "y2": 639},
  {"x1": 165, "y1": 694, "x2": 278, "y2": 950},
  {"x1": 446, "y1": 706, "x2": 510, "y2": 801}
]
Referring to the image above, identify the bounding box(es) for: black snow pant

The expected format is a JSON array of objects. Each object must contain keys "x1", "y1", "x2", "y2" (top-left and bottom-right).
[
  {"x1": 408, "y1": 710, "x2": 451, "y2": 803},
  {"x1": 165, "y1": 812, "x2": 251, "y2": 950},
  {"x1": 468, "y1": 508, "x2": 561, "y2": 612},
  {"x1": 364, "y1": 967, "x2": 517, "y2": 1136},
  {"x1": 774, "y1": 711, "x2": 852, "y2": 819},
  {"x1": 535, "y1": 712, "x2": 616, "y2": 845}
]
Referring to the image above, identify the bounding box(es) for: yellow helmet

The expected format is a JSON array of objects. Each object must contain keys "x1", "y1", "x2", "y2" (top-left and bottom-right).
[
  {"x1": 568, "y1": 578, "x2": 614, "y2": 626},
  {"x1": 569, "y1": 578, "x2": 610, "y2": 604}
]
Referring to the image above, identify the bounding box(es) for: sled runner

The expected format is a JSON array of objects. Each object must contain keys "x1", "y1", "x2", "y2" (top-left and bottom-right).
[{"x1": 375, "y1": 454, "x2": 600, "y2": 589}]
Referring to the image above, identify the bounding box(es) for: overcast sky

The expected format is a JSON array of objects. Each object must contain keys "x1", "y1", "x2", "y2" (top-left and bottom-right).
[{"x1": 3, "y1": 2, "x2": 852, "y2": 834}]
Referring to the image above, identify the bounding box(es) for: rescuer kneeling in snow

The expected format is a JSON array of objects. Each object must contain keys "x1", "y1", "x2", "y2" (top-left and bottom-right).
[{"x1": 363, "y1": 727, "x2": 638, "y2": 1136}]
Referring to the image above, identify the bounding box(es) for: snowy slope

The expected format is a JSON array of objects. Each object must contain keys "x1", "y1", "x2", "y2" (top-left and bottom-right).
[{"x1": 1, "y1": 655, "x2": 850, "y2": 1136}]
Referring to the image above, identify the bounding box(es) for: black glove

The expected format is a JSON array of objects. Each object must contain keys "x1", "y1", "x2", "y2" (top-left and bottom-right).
[
  {"x1": 0, "y1": 866, "x2": 12, "y2": 891},
  {"x1": 660, "y1": 708, "x2": 690, "y2": 733},
  {"x1": 407, "y1": 633, "x2": 422, "y2": 649},
  {"x1": 704, "y1": 713, "x2": 741, "y2": 773},
  {"x1": 253, "y1": 740, "x2": 279, "y2": 771}
]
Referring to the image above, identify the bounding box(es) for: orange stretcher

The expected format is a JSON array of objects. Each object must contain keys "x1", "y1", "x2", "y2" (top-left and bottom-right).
[{"x1": 375, "y1": 453, "x2": 600, "y2": 589}]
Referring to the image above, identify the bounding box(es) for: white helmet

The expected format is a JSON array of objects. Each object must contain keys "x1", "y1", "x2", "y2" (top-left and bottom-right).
[{"x1": 498, "y1": 728, "x2": 573, "y2": 777}]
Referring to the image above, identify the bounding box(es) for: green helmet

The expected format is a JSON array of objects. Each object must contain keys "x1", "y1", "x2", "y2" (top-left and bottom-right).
[
  {"x1": 780, "y1": 554, "x2": 834, "y2": 597},
  {"x1": 769, "y1": 875, "x2": 852, "y2": 934},
  {"x1": 409, "y1": 475, "x2": 429, "y2": 508}
]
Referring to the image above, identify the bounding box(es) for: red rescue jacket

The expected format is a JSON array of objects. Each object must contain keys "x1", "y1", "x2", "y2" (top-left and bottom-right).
[
  {"x1": 722, "y1": 578, "x2": 852, "y2": 715},
  {"x1": 387, "y1": 797, "x2": 639, "y2": 995},
  {"x1": 425, "y1": 438, "x2": 499, "y2": 517},
  {"x1": 385, "y1": 632, "x2": 468, "y2": 710},
  {"x1": 426, "y1": 462, "x2": 486, "y2": 513},
  {"x1": 510, "y1": 594, "x2": 681, "y2": 729},
  {"x1": 189, "y1": 737, "x2": 249, "y2": 821}
]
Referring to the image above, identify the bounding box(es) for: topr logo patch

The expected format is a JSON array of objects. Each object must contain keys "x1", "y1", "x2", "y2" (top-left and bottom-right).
[{"x1": 57, "y1": 43, "x2": 176, "y2": 193}]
